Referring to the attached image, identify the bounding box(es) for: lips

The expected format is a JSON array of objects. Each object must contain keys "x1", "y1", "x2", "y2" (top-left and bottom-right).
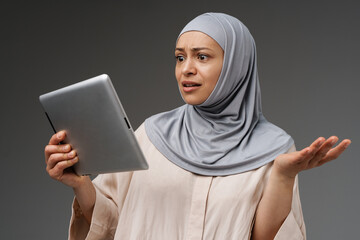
[
  {"x1": 183, "y1": 83, "x2": 201, "y2": 87},
  {"x1": 182, "y1": 81, "x2": 201, "y2": 93}
]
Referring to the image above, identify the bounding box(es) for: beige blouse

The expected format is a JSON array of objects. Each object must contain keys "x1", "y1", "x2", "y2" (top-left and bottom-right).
[{"x1": 69, "y1": 123, "x2": 306, "y2": 240}]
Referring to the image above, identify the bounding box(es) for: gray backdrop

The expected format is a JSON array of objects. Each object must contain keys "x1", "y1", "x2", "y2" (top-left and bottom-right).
[{"x1": 1, "y1": 0, "x2": 359, "y2": 239}]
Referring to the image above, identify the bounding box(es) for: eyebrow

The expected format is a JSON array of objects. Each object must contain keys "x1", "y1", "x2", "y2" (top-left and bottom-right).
[{"x1": 175, "y1": 47, "x2": 212, "y2": 52}]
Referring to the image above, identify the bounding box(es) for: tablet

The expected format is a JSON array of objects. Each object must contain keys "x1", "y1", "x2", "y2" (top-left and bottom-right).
[{"x1": 39, "y1": 74, "x2": 148, "y2": 175}]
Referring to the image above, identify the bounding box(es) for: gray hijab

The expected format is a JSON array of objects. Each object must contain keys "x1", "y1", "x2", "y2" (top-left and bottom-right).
[{"x1": 145, "y1": 12, "x2": 294, "y2": 176}]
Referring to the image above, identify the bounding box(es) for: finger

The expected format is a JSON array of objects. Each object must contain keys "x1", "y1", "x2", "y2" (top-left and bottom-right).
[
  {"x1": 44, "y1": 144, "x2": 72, "y2": 161},
  {"x1": 318, "y1": 136, "x2": 339, "y2": 155},
  {"x1": 318, "y1": 139, "x2": 351, "y2": 166},
  {"x1": 297, "y1": 136, "x2": 324, "y2": 161},
  {"x1": 308, "y1": 136, "x2": 338, "y2": 167},
  {"x1": 292, "y1": 147, "x2": 312, "y2": 164},
  {"x1": 47, "y1": 157, "x2": 79, "y2": 180},
  {"x1": 303, "y1": 137, "x2": 326, "y2": 160},
  {"x1": 47, "y1": 150, "x2": 77, "y2": 170},
  {"x1": 48, "y1": 131, "x2": 67, "y2": 145},
  {"x1": 309, "y1": 137, "x2": 326, "y2": 151}
]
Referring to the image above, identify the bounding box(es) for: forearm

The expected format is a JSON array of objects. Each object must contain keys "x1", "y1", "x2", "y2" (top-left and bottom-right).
[
  {"x1": 72, "y1": 176, "x2": 96, "y2": 225},
  {"x1": 252, "y1": 167, "x2": 295, "y2": 240}
]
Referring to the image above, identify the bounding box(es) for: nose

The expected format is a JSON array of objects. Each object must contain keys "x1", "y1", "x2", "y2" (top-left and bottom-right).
[{"x1": 182, "y1": 58, "x2": 197, "y2": 76}]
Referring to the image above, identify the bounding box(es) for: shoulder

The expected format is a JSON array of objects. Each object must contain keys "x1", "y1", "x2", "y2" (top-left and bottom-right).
[
  {"x1": 134, "y1": 122, "x2": 159, "y2": 156},
  {"x1": 134, "y1": 122, "x2": 151, "y2": 148},
  {"x1": 134, "y1": 122, "x2": 146, "y2": 138}
]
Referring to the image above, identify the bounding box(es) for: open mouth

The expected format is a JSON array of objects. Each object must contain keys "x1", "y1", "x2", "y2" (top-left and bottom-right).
[
  {"x1": 182, "y1": 82, "x2": 201, "y2": 93},
  {"x1": 183, "y1": 83, "x2": 201, "y2": 87}
]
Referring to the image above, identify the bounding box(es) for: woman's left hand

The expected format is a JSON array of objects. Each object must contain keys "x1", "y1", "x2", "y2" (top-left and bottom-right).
[{"x1": 274, "y1": 136, "x2": 351, "y2": 179}]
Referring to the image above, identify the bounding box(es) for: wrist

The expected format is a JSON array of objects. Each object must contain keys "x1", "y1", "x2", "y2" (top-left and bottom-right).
[
  {"x1": 271, "y1": 165, "x2": 296, "y2": 186},
  {"x1": 72, "y1": 176, "x2": 92, "y2": 192},
  {"x1": 72, "y1": 176, "x2": 96, "y2": 224}
]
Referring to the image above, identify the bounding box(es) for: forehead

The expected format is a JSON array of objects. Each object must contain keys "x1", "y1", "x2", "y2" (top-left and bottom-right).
[{"x1": 176, "y1": 31, "x2": 222, "y2": 50}]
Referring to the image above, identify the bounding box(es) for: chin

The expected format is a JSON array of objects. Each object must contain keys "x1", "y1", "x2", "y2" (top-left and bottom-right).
[
  {"x1": 180, "y1": 89, "x2": 208, "y2": 105},
  {"x1": 183, "y1": 97, "x2": 205, "y2": 106}
]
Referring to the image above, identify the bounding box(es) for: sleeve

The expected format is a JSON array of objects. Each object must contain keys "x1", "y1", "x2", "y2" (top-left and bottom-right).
[
  {"x1": 68, "y1": 172, "x2": 133, "y2": 240},
  {"x1": 274, "y1": 144, "x2": 306, "y2": 240},
  {"x1": 274, "y1": 176, "x2": 306, "y2": 240}
]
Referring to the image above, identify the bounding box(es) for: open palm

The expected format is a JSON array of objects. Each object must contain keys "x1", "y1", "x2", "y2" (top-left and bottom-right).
[{"x1": 274, "y1": 136, "x2": 351, "y2": 179}]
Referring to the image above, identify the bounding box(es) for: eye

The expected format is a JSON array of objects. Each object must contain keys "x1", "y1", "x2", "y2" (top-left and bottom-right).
[
  {"x1": 198, "y1": 54, "x2": 208, "y2": 61},
  {"x1": 175, "y1": 55, "x2": 185, "y2": 62}
]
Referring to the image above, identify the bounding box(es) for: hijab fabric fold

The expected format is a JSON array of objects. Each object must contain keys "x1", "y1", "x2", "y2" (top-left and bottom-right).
[{"x1": 145, "y1": 13, "x2": 294, "y2": 176}]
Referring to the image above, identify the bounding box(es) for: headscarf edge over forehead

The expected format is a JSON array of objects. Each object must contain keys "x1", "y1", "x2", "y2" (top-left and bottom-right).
[{"x1": 145, "y1": 12, "x2": 294, "y2": 176}]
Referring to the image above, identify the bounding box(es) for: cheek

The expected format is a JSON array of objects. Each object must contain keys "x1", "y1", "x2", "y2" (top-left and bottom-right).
[
  {"x1": 207, "y1": 77, "x2": 218, "y2": 95},
  {"x1": 211, "y1": 62, "x2": 223, "y2": 87},
  {"x1": 175, "y1": 67, "x2": 181, "y2": 83},
  {"x1": 206, "y1": 66, "x2": 221, "y2": 89}
]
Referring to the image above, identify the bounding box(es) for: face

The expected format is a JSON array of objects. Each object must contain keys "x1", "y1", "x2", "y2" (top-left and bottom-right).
[{"x1": 175, "y1": 31, "x2": 224, "y2": 105}]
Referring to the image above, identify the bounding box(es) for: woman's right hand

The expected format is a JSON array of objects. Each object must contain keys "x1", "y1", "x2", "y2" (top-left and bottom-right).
[
  {"x1": 45, "y1": 131, "x2": 96, "y2": 224},
  {"x1": 45, "y1": 130, "x2": 85, "y2": 188}
]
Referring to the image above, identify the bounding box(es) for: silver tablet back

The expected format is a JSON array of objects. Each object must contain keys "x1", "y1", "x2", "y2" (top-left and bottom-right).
[{"x1": 39, "y1": 74, "x2": 148, "y2": 175}]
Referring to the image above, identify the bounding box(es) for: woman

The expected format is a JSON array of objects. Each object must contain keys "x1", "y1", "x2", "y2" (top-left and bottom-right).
[{"x1": 45, "y1": 13, "x2": 350, "y2": 240}]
